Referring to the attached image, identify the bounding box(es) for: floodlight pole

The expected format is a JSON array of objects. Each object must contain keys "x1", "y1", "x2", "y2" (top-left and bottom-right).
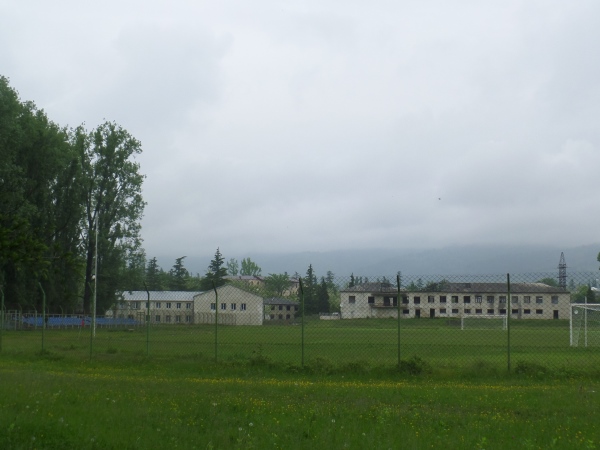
[{"x1": 585, "y1": 288, "x2": 588, "y2": 347}]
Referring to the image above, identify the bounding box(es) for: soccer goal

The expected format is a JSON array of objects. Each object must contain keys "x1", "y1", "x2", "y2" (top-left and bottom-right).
[
  {"x1": 570, "y1": 303, "x2": 600, "y2": 347},
  {"x1": 461, "y1": 315, "x2": 507, "y2": 330}
]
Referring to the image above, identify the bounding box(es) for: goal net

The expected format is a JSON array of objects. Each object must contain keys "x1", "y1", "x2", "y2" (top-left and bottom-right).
[
  {"x1": 461, "y1": 315, "x2": 507, "y2": 330},
  {"x1": 570, "y1": 303, "x2": 600, "y2": 347}
]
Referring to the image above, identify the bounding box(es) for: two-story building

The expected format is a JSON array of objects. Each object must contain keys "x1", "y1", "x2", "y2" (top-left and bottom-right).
[{"x1": 340, "y1": 282, "x2": 570, "y2": 320}]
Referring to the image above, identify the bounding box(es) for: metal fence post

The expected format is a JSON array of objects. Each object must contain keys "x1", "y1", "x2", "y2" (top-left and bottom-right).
[
  {"x1": 213, "y1": 282, "x2": 218, "y2": 363},
  {"x1": 299, "y1": 278, "x2": 305, "y2": 368},
  {"x1": 145, "y1": 285, "x2": 150, "y2": 357},
  {"x1": 507, "y1": 273, "x2": 511, "y2": 373},
  {"x1": 397, "y1": 273, "x2": 401, "y2": 368},
  {"x1": 38, "y1": 282, "x2": 46, "y2": 352},
  {"x1": 0, "y1": 287, "x2": 4, "y2": 353}
]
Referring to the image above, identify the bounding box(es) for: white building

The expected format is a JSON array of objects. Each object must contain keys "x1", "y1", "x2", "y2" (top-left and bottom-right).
[{"x1": 340, "y1": 282, "x2": 571, "y2": 320}]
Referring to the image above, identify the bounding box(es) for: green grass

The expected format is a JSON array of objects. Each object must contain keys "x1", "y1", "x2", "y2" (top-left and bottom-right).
[
  {"x1": 2, "y1": 318, "x2": 599, "y2": 375},
  {"x1": 1, "y1": 354, "x2": 600, "y2": 449}
]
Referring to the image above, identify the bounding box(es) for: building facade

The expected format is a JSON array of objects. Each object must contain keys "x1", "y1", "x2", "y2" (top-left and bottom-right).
[{"x1": 340, "y1": 282, "x2": 571, "y2": 320}]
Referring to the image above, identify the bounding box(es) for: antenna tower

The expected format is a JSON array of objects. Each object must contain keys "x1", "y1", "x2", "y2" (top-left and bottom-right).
[{"x1": 558, "y1": 252, "x2": 567, "y2": 289}]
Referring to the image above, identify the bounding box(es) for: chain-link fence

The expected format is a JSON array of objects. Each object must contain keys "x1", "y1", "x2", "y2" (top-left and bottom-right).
[{"x1": 2, "y1": 272, "x2": 599, "y2": 373}]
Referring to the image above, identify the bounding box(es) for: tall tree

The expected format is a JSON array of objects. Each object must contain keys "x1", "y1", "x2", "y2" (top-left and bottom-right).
[
  {"x1": 145, "y1": 257, "x2": 162, "y2": 290},
  {"x1": 302, "y1": 264, "x2": 318, "y2": 314},
  {"x1": 240, "y1": 257, "x2": 262, "y2": 276},
  {"x1": 80, "y1": 121, "x2": 146, "y2": 314},
  {"x1": 264, "y1": 273, "x2": 291, "y2": 297},
  {"x1": 317, "y1": 277, "x2": 330, "y2": 313},
  {"x1": 201, "y1": 248, "x2": 227, "y2": 290},
  {"x1": 169, "y1": 256, "x2": 189, "y2": 290},
  {"x1": 226, "y1": 258, "x2": 239, "y2": 276}
]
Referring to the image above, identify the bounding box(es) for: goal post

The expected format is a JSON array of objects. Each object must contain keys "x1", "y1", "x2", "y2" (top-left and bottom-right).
[
  {"x1": 570, "y1": 303, "x2": 600, "y2": 347},
  {"x1": 461, "y1": 314, "x2": 507, "y2": 330}
]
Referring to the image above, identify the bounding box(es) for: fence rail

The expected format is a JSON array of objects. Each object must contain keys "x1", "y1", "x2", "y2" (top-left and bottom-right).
[{"x1": 1, "y1": 272, "x2": 599, "y2": 373}]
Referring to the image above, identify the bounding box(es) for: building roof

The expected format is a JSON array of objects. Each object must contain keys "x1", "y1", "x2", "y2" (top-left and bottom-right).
[
  {"x1": 342, "y1": 282, "x2": 568, "y2": 294},
  {"x1": 121, "y1": 291, "x2": 205, "y2": 301},
  {"x1": 263, "y1": 297, "x2": 300, "y2": 306}
]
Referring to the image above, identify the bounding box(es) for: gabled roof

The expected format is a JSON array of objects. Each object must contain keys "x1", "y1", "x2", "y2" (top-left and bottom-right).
[
  {"x1": 342, "y1": 282, "x2": 568, "y2": 294},
  {"x1": 263, "y1": 297, "x2": 299, "y2": 306},
  {"x1": 120, "y1": 291, "x2": 205, "y2": 301}
]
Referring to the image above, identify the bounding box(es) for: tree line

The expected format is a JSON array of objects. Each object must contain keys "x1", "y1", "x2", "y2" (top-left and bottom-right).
[{"x1": 0, "y1": 76, "x2": 145, "y2": 314}]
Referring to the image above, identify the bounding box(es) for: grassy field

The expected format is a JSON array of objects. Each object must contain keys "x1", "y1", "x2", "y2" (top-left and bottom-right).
[
  {"x1": 1, "y1": 352, "x2": 600, "y2": 449},
  {"x1": 2, "y1": 318, "x2": 598, "y2": 375}
]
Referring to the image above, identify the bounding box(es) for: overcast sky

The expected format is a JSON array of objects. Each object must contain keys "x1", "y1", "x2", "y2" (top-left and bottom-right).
[{"x1": 2, "y1": 0, "x2": 600, "y2": 262}]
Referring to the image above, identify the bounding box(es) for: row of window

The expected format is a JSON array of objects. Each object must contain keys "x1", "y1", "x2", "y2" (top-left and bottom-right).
[
  {"x1": 129, "y1": 302, "x2": 192, "y2": 310},
  {"x1": 351, "y1": 295, "x2": 560, "y2": 305},
  {"x1": 210, "y1": 303, "x2": 247, "y2": 311},
  {"x1": 399, "y1": 308, "x2": 549, "y2": 315},
  {"x1": 271, "y1": 305, "x2": 299, "y2": 311},
  {"x1": 270, "y1": 314, "x2": 293, "y2": 320},
  {"x1": 154, "y1": 315, "x2": 193, "y2": 323}
]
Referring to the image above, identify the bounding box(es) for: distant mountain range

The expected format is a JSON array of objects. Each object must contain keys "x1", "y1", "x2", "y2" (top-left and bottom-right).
[{"x1": 155, "y1": 244, "x2": 600, "y2": 279}]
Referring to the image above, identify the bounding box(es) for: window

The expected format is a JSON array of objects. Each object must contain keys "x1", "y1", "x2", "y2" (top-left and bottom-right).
[
  {"x1": 499, "y1": 309, "x2": 506, "y2": 314},
  {"x1": 166, "y1": 315, "x2": 171, "y2": 323},
  {"x1": 402, "y1": 296, "x2": 409, "y2": 304},
  {"x1": 221, "y1": 303, "x2": 226, "y2": 310},
  {"x1": 278, "y1": 314, "x2": 283, "y2": 320},
  {"x1": 368, "y1": 296, "x2": 375, "y2": 304},
  {"x1": 512, "y1": 309, "x2": 518, "y2": 314},
  {"x1": 512, "y1": 296, "x2": 519, "y2": 304},
  {"x1": 440, "y1": 308, "x2": 447, "y2": 314},
  {"x1": 231, "y1": 303, "x2": 237, "y2": 311},
  {"x1": 402, "y1": 309, "x2": 410, "y2": 315},
  {"x1": 463, "y1": 296, "x2": 471, "y2": 304},
  {"x1": 414, "y1": 296, "x2": 421, "y2": 304},
  {"x1": 464, "y1": 309, "x2": 471, "y2": 314},
  {"x1": 349, "y1": 296, "x2": 356, "y2": 304},
  {"x1": 270, "y1": 314, "x2": 274, "y2": 319},
  {"x1": 476, "y1": 309, "x2": 482, "y2": 314},
  {"x1": 452, "y1": 308, "x2": 459, "y2": 314},
  {"x1": 294, "y1": 306, "x2": 298, "y2": 311},
  {"x1": 393, "y1": 297, "x2": 398, "y2": 307},
  {"x1": 536, "y1": 296, "x2": 543, "y2": 304},
  {"x1": 155, "y1": 315, "x2": 160, "y2": 322},
  {"x1": 428, "y1": 295, "x2": 435, "y2": 303},
  {"x1": 487, "y1": 309, "x2": 494, "y2": 314},
  {"x1": 166, "y1": 302, "x2": 172, "y2": 309},
  {"x1": 524, "y1": 309, "x2": 531, "y2": 314},
  {"x1": 286, "y1": 314, "x2": 290, "y2": 319},
  {"x1": 475, "y1": 296, "x2": 483, "y2": 303},
  {"x1": 551, "y1": 296, "x2": 559, "y2": 304},
  {"x1": 186, "y1": 303, "x2": 192, "y2": 309},
  {"x1": 383, "y1": 297, "x2": 391, "y2": 306},
  {"x1": 440, "y1": 296, "x2": 447, "y2": 303},
  {"x1": 487, "y1": 296, "x2": 494, "y2": 304},
  {"x1": 185, "y1": 315, "x2": 191, "y2": 323},
  {"x1": 451, "y1": 296, "x2": 459, "y2": 303},
  {"x1": 175, "y1": 315, "x2": 181, "y2": 323},
  {"x1": 536, "y1": 309, "x2": 543, "y2": 314},
  {"x1": 176, "y1": 302, "x2": 182, "y2": 309},
  {"x1": 499, "y1": 296, "x2": 507, "y2": 304},
  {"x1": 241, "y1": 303, "x2": 247, "y2": 311},
  {"x1": 155, "y1": 302, "x2": 161, "y2": 309},
  {"x1": 524, "y1": 296, "x2": 531, "y2": 304},
  {"x1": 286, "y1": 305, "x2": 291, "y2": 311},
  {"x1": 210, "y1": 303, "x2": 216, "y2": 310}
]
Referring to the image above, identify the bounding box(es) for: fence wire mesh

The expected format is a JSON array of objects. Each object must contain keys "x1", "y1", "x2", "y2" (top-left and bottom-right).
[{"x1": 2, "y1": 272, "x2": 599, "y2": 373}]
